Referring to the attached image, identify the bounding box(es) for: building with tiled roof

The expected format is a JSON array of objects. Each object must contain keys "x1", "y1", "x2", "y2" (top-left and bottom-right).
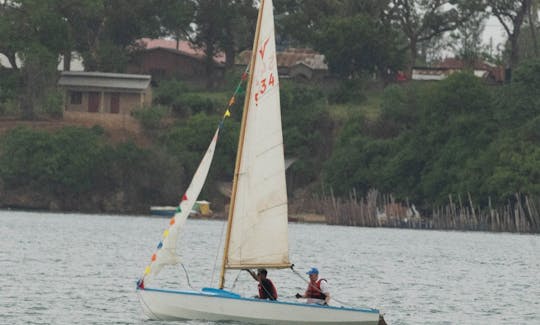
[
  {"x1": 126, "y1": 38, "x2": 226, "y2": 84},
  {"x1": 236, "y1": 48, "x2": 329, "y2": 81},
  {"x1": 412, "y1": 57, "x2": 505, "y2": 83},
  {"x1": 136, "y1": 38, "x2": 226, "y2": 64},
  {"x1": 58, "y1": 71, "x2": 152, "y2": 114}
]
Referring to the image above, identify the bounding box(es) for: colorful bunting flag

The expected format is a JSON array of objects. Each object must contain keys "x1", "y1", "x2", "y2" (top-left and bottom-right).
[{"x1": 140, "y1": 67, "x2": 252, "y2": 283}]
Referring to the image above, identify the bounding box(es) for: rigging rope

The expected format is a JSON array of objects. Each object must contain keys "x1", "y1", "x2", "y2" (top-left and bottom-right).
[
  {"x1": 211, "y1": 219, "x2": 228, "y2": 287},
  {"x1": 210, "y1": 65, "x2": 250, "y2": 288},
  {"x1": 179, "y1": 263, "x2": 195, "y2": 290},
  {"x1": 230, "y1": 270, "x2": 243, "y2": 290}
]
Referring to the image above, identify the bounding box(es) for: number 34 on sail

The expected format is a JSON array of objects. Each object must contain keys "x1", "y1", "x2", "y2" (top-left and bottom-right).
[{"x1": 136, "y1": 0, "x2": 384, "y2": 324}]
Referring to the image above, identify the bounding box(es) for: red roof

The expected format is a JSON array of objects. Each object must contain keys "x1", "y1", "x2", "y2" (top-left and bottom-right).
[{"x1": 136, "y1": 38, "x2": 226, "y2": 64}]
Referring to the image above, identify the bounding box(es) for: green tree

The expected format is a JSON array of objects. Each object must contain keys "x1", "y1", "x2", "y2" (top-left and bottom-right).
[
  {"x1": 280, "y1": 82, "x2": 332, "y2": 189},
  {"x1": 160, "y1": 113, "x2": 240, "y2": 198},
  {"x1": 323, "y1": 72, "x2": 500, "y2": 207},
  {"x1": 312, "y1": 14, "x2": 403, "y2": 81},
  {"x1": 275, "y1": 0, "x2": 390, "y2": 46},
  {"x1": 274, "y1": 0, "x2": 401, "y2": 79},
  {"x1": 0, "y1": 126, "x2": 184, "y2": 212},
  {"x1": 79, "y1": 0, "x2": 162, "y2": 71},
  {"x1": 0, "y1": 127, "x2": 104, "y2": 193},
  {"x1": 387, "y1": 0, "x2": 484, "y2": 76},
  {"x1": 489, "y1": 0, "x2": 533, "y2": 70},
  {"x1": 158, "y1": 0, "x2": 196, "y2": 46},
  {"x1": 190, "y1": 0, "x2": 256, "y2": 88},
  {"x1": 18, "y1": 44, "x2": 58, "y2": 119},
  {"x1": 0, "y1": 1, "x2": 25, "y2": 69},
  {"x1": 449, "y1": 11, "x2": 491, "y2": 67},
  {"x1": 0, "y1": 0, "x2": 67, "y2": 118}
]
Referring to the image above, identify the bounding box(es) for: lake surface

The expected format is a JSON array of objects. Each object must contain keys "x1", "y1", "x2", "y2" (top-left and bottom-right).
[{"x1": 1, "y1": 210, "x2": 538, "y2": 324}]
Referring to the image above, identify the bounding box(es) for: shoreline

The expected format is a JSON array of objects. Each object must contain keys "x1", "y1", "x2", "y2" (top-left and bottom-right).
[{"x1": 2, "y1": 208, "x2": 539, "y2": 234}]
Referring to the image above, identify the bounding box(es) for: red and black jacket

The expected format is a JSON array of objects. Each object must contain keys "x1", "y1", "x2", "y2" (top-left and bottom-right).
[
  {"x1": 306, "y1": 279, "x2": 327, "y2": 300},
  {"x1": 258, "y1": 278, "x2": 277, "y2": 300}
]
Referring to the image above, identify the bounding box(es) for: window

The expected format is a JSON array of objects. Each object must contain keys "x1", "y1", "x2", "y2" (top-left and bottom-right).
[{"x1": 70, "y1": 91, "x2": 82, "y2": 105}]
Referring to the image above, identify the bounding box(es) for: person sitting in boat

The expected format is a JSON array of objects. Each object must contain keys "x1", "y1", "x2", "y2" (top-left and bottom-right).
[
  {"x1": 245, "y1": 268, "x2": 278, "y2": 300},
  {"x1": 295, "y1": 267, "x2": 330, "y2": 305}
]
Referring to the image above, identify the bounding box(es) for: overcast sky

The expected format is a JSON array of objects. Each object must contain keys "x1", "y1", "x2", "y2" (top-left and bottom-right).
[{"x1": 482, "y1": 16, "x2": 507, "y2": 52}]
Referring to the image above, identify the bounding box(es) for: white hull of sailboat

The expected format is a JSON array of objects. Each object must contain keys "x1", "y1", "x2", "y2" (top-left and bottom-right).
[{"x1": 138, "y1": 287, "x2": 380, "y2": 325}]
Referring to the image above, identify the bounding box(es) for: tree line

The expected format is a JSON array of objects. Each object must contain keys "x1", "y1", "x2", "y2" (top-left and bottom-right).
[
  {"x1": 1, "y1": 1, "x2": 539, "y2": 114},
  {"x1": 2, "y1": 1, "x2": 538, "y2": 71}
]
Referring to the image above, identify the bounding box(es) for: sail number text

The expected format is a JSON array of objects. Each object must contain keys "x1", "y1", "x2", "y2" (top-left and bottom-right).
[{"x1": 254, "y1": 72, "x2": 275, "y2": 104}]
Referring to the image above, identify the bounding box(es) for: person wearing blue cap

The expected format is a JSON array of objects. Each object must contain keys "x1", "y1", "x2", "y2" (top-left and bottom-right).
[{"x1": 295, "y1": 267, "x2": 330, "y2": 305}]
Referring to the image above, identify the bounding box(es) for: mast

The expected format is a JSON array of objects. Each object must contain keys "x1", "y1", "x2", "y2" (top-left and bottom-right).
[{"x1": 218, "y1": 0, "x2": 266, "y2": 289}]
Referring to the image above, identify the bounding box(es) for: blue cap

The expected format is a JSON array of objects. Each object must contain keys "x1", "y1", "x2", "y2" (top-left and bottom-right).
[{"x1": 306, "y1": 267, "x2": 319, "y2": 275}]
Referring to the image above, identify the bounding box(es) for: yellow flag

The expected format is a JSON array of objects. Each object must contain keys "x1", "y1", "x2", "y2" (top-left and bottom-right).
[
  {"x1": 224, "y1": 109, "x2": 231, "y2": 118},
  {"x1": 144, "y1": 266, "x2": 151, "y2": 275},
  {"x1": 163, "y1": 229, "x2": 169, "y2": 238}
]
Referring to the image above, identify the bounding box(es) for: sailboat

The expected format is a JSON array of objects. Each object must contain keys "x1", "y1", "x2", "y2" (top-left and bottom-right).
[{"x1": 136, "y1": 0, "x2": 381, "y2": 323}]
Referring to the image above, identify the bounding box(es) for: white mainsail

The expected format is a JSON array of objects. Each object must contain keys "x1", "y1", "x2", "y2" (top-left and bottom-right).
[
  {"x1": 224, "y1": 0, "x2": 290, "y2": 269},
  {"x1": 140, "y1": 128, "x2": 220, "y2": 285}
]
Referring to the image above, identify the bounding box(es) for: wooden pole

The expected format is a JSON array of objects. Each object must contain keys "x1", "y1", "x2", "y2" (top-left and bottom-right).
[{"x1": 218, "y1": 0, "x2": 266, "y2": 289}]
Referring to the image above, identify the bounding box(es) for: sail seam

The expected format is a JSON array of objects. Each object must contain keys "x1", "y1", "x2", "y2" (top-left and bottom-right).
[{"x1": 257, "y1": 202, "x2": 287, "y2": 215}]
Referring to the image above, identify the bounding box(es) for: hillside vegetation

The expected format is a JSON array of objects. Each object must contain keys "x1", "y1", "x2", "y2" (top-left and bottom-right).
[{"x1": 1, "y1": 60, "x2": 540, "y2": 224}]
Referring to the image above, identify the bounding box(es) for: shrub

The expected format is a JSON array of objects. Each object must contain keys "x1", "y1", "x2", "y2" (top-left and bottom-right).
[
  {"x1": 0, "y1": 99, "x2": 19, "y2": 116},
  {"x1": 327, "y1": 80, "x2": 366, "y2": 104},
  {"x1": 0, "y1": 69, "x2": 22, "y2": 104},
  {"x1": 153, "y1": 79, "x2": 190, "y2": 106},
  {"x1": 132, "y1": 106, "x2": 168, "y2": 129},
  {"x1": 172, "y1": 93, "x2": 218, "y2": 116},
  {"x1": 42, "y1": 90, "x2": 64, "y2": 118}
]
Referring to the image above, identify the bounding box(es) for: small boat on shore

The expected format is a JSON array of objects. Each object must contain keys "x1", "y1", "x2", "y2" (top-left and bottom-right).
[
  {"x1": 150, "y1": 200, "x2": 212, "y2": 218},
  {"x1": 149, "y1": 206, "x2": 177, "y2": 217}
]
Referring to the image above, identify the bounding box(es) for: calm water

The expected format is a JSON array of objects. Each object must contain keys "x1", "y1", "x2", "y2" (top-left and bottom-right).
[{"x1": 1, "y1": 210, "x2": 539, "y2": 325}]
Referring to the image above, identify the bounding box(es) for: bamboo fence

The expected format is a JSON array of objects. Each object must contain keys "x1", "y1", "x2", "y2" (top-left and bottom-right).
[{"x1": 289, "y1": 190, "x2": 540, "y2": 234}]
